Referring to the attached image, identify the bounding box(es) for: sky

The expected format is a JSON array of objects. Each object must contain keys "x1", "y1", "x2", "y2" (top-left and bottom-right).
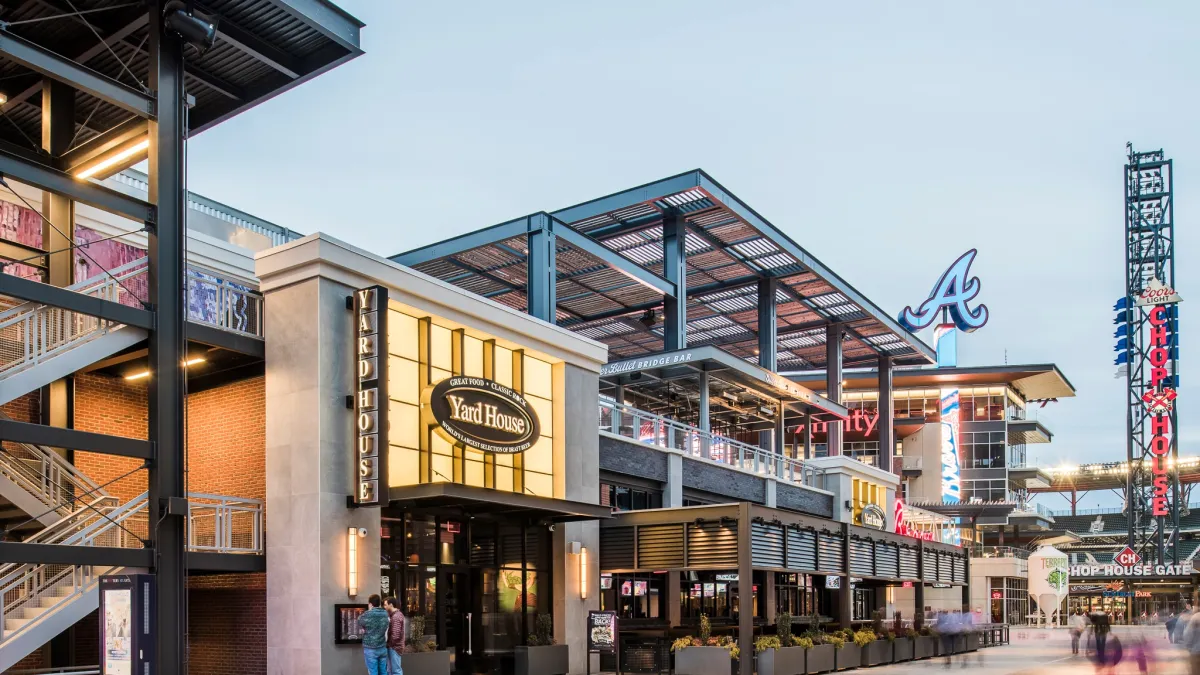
[{"x1": 181, "y1": 1, "x2": 1200, "y2": 511}]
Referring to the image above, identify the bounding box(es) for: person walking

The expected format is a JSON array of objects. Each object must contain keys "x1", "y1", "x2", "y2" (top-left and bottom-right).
[
  {"x1": 357, "y1": 594, "x2": 391, "y2": 675},
  {"x1": 1182, "y1": 607, "x2": 1200, "y2": 675},
  {"x1": 1177, "y1": 604, "x2": 1195, "y2": 645},
  {"x1": 1089, "y1": 610, "x2": 1109, "y2": 672},
  {"x1": 937, "y1": 610, "x2": 956, "y2": 669},
  {"x1": 1070, "y1": 610, "x2": 1087, "y2": 655},
  {"x1": 385, "y1": 597, "x2": 407, "y2": 675}
]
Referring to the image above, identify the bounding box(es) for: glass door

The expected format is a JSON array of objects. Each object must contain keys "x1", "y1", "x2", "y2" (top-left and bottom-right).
[{"x1": 440, "y1": 567, "x2": 484, "y2": 674}]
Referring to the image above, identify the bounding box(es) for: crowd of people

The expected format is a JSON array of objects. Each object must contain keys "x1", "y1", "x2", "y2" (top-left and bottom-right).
[
  {"x1": 935, "y1": 609, "x2": 984, "y2": 668},
  {"x1": 1063, "y1": 604, "x2": 1200, "y2": 674}
]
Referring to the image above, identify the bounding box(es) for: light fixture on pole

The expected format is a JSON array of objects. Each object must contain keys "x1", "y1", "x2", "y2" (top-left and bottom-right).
[
  {"x1": 580, "y1": 545, "x2": 588, "y2": 599},
  {"x1": 164, "y1": 1, "x2": 219, "y2": 54},
  {"x1": 347, "y1": 526, "x2": 358, "y2": 597}
]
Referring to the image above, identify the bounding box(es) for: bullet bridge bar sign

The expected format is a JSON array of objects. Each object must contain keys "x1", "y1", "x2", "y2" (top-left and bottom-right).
[{"x1": 353, "y1": 286, "x2": 389, "y2": 506}]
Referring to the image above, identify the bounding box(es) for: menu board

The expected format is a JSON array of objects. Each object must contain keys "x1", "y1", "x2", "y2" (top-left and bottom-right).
[
  {"x1": 587, "y1": 611, "x2": 618, "y2": 655},
  {"x1": 334, "y1": 604, "x2": 368, "y2": 645}
]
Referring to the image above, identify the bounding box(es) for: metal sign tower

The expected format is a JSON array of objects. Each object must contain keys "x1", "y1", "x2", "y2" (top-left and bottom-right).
[{"x1": 1120, "y1": 144, "x2": 1180, "y2": 565}]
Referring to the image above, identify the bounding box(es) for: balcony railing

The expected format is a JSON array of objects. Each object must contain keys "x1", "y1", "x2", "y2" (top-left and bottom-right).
[
  {"x1": 598, "y1": 400, "x2": 825, "y2": 489},
  {"x1": 975, "y1": 546, "x2": 1031, "y2": 560},
  {"x1": 187, "y1": 493, "x2": 263, "y2": 554}
]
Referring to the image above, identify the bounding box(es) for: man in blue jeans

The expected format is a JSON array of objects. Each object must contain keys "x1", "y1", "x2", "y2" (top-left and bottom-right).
[
  {"x1": 385, "y1": 596, "x2": 406, "y2": 675},
  {"x1": 357, "y1": 594, "x2": 390, "y2": 675}
]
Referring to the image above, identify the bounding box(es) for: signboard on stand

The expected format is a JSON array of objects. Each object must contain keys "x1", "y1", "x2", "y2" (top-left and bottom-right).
[
  {"x1": 100, "y1": 574, "x2": 155, "y2": 675},
  {"x1": 586, "y1": 610, "x2": 618, "y2": 675}
]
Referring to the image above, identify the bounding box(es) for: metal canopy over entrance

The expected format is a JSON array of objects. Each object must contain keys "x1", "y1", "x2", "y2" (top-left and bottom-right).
[{"x1": 393, "y1": 170, "x2": 935, "y2": 371}]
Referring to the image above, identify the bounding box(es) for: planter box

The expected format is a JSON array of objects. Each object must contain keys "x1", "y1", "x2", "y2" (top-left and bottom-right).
[
  {"x1": 863, "y1": 640, "x2": 892, "y2": 666},
  {"x1": 805, "y1": 645, "x2": 835, "y2": 674},
  {"x1": 834, "y1": 644, "x2": 859, "y2": 670},
  {"x1": 515, "y1": 645, "x2": 569, "y2": 675},
  {"x1": 893, "y1": 638, "x2": 914, "y2": 662},
  {"x1": 675, "y1": 646, "x2": 733, "y2": 675},
  {"x1": 913, "y1": 636, "x2": 937, "y2": 660},
  {"x1": 964, "y1": 632, "x2": 979, "y2": 652},
  {"x1": 401, "y1": 650, "x2": 451, "y2": 675},
  {"x1": 758, "y1": 647, "x2": 806, "y2": 675}
]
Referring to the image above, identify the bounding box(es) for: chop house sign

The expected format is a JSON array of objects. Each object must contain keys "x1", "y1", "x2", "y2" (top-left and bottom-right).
[{"x1": 427, "y1": 377, "x2": 541, "y2": 454}]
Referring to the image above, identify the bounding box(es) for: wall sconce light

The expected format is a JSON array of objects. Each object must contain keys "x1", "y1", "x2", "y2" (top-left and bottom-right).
[
  {"x1": 347, "y1": 526, "x2": 366, "y2": 597},
  {"x1": 580, "y1": 546, "x2": 588, "y2": 600}
]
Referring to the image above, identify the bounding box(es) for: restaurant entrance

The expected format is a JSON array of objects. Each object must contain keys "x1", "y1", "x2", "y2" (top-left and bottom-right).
[{"x1": 383, "y1": 511, "x2": 553, "y2": 675}]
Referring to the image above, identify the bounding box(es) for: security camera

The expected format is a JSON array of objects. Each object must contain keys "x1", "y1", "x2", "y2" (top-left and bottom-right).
[
  {"x1": 548, "y1": 524, "x2": 556, "y2": 533},
  {"x1": 357, "y1": 527, "x2": 368, "y2": 538}
]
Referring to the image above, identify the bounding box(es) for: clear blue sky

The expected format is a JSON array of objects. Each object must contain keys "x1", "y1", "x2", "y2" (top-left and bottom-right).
[{"x1": 184, "y1": 1, "x2": 1200, "y2": 510}]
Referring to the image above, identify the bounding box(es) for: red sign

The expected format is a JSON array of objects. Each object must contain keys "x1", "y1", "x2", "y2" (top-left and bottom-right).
[
  {"x1": 1115, "y1": 546, "x2": 1142, "y2": 566},
  {"x1": 1147, "y1": 306, "x2": 1173, "y2": 517},
  {"x1": 795, "y1": 408, "x2": 880, "y2": 437},
  {"x1": 894, "y1": 498, "x2": 935, "y2": 542},
  {"x1": 902, "y1": 582, "x2": 913, "y2": 588},
  {"x1": 991, "y1": 591, "x2": 1003, "y2": 600}
]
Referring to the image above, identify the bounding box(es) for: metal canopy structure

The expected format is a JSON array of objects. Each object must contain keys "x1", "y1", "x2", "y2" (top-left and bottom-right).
[
  {"x1": 393, "y1": 170, "x2": 936, "y2": 371},
  {"x1": 787, "y1": 363, "x2": 1077, "y2": 402},
  {"x1": 0, "y1": 0, "x2": 362, "y2": 177}
]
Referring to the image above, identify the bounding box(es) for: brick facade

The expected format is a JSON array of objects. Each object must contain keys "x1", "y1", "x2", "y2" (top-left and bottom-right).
[{"x1": 1, "y1": 375, "x2": 266, "y2": 674}]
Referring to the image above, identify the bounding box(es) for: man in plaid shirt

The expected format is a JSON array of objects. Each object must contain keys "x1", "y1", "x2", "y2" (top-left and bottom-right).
[{"x1": 385, "y1": 597, "x2": 407, "y2": 675}]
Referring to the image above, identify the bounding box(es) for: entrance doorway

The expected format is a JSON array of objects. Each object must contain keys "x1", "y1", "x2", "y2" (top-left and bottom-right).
[{"x1": 440, "y1": 568, "x2": 483, "y2": 674}]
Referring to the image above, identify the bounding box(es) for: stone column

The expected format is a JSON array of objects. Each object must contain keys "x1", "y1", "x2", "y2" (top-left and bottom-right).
[
  {"x1": 666, "y1": 454, "x2": 683, "y2": 508},
  {"x1": 264, "y1": 275, "x2": 381, "y2": 675}
]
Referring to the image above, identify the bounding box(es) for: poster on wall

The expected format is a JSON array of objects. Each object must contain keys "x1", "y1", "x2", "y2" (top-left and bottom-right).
[
  {"x1": 103, "y1": 589, "x2": 132, "y2": 675},
  {"x1": 499, "y1": 570, "x2": 536, "y2": 612},
  {"x1": 334, "y1": 604, "x2": 368, "y2": 644}
]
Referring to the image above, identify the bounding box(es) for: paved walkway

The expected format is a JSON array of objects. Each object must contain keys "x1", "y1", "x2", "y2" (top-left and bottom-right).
[{"x1": 866, "y1": 626, "x2": 1189, "y2": 675}]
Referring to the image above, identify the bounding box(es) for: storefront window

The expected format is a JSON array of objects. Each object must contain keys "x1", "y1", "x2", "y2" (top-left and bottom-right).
[
  {"x1": 679, "y1": 571, "x2": 764, "y2": 622},
  {"x1": 600, "y1": 573, "x2": 666, "y2": 621},
  {"x1": 959, "y1": 387, "x2": 1007, "y2": 422},
  {"x1": 600, "y1": 482, "x2": 663, "y2": 511},
  {"x1": 775, "y1": 573, "x2": 817, "y2": 617}
]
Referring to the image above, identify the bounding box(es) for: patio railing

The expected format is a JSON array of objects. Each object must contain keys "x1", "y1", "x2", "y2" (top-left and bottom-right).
[{"x1": 598, "y1": 399, "x2": 826, "y2": 489}]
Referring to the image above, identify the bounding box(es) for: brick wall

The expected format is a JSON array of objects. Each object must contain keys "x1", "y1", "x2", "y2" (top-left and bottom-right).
[
  {"x1": 74, "y1": 372, "x2": 149, "y2": 501},
  {"x1": 188, "y1": 576, "x2": 266, "y2": 675},
  {"x1": 1, "y1": 391, "x2": 39, "y2": 423}
]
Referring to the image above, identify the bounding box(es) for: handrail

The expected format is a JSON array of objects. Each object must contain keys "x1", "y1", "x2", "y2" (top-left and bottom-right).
[
  {"x1": 598, "y1": 399, "x2": 826, "y2": 489},
  {"x1": 0, "y1": 411, "x2": 106, "y2": 516}
]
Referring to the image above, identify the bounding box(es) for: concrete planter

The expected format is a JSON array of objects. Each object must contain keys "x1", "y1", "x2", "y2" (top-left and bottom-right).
[
  {"x1": 675, "y1": 646, "x2": 734, "y2": 675},
  {"x1": 400, "y1": 650, "x2": 451, "y2": 675},
  {"x1": 863, "y1": 640, "x2": 892, "y2": 666},
  {"x1": 913, "y1": 636, "x2": 937, "y2": 660},
  {"x1": 833, "y1": 644, "x2": 859, "y2": 670},
  {"x1": 892, "y1": 638, "x2": 914, "y2": 662},
  {"x1": 964, "y1": 632, "x2": 979, "y2": 652},
  {"x1": 515, "y1": 645, "x2": 569, "y2": 675},
  {"x1": 757, "y1": 647, "x2": 806, "y2": 675},
  {"x1": 805, "y1": 645, "x2": 835, "y2": 674}
]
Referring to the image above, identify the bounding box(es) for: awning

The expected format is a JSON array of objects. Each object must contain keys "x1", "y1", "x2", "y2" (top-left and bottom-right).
[{"x1": 387, "y1": 483, "x2": 612, "y2": 522}]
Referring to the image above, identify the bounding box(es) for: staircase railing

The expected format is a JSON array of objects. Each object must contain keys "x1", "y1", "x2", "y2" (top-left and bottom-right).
[
  {"x1": 0, "y1": 412, "x2": 107, "y2": 520},
  {"x1": 0, "y1": 256, "x2": 265, "y2": 381},
  {"x1": 0, "y1": 258, "x2": 148, "y2": 379}
]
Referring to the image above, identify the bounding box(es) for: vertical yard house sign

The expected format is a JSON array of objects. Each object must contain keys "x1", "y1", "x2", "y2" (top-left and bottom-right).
[{"x1": 353, "y1": 286, "x2": 389, "y2": 506}]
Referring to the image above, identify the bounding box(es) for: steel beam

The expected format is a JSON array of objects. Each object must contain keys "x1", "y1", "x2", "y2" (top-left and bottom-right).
[
  {"x1": 550, "y1": 170, "x2": 702, "y2": 226},
  {"x1": 526, "y1": 214, "x2": 555, "y2": 323},
  {"x1": 0, "y1": 147, "x2": 154, "y2": 222},
  {"x1": 0, "y1": 542, "x2": 153, "y2": 566},
  {"x1": 0, "y1": 271, "x2": 153, "y2": 327},
  {"x1": 0, "y1": 238, "x2": 46, "y2": 268},
  {"x1": 0, "y1": 419, "x2": 152, "y2": 459},
  {"x1": 553, "y1": 223, "x2": 676, "y2": 297},
  {"x1": 147, "y1": 5, "x2": 187, "y2": 672},
  {"x1": 264, "y1": 0, "x2": 364, "y2": 54},
  {"x1": 826, "y1": 323, "x2": 844, "y2": 456},
  {"x1": 59, "y1": 118, "x2": 149, "y2": 175},
  {"x1": 661, "y1": 212, "x2": 687, "y2": 350},
  {"x1": 878, "y1": 355, "x2": 894, "y2": 474},
  {"x1": 392, "y1": 215, "x2": 536, "y2": 267},
  {"x1": 184, "y1": 321, "x2": 265, "y2": 358},
  {"x1": 757, "y1": 277, "x2": 777, "y2": 371},
  {"x1": 187, "y1": 552, "x2": 266, "y2": 573},
  {"x1": 0, "y1": 28, "x2": 154, "y2": 118}
]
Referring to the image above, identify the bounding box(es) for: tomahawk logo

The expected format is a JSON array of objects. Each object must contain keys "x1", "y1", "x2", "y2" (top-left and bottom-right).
[
  {"x1": 1142, "y1": 388, "x2": 1178, "y2": 415},
  {"x1": 1115, "y1": 546, "x2": 1142, "y2": 566},
  {"x1": 898, "y1": 249, "x2": 990, "y2": 333}
]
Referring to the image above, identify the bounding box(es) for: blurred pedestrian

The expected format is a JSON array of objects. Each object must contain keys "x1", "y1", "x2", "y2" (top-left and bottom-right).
[
  {"x1": 1183, "y1": 607, "x2": 1200, "y2": 675},
  {"x1": 1070, "y1": 609, "x2": 1086, "y2": 655},
  {"x1": 1089, "y1": 610, "x2": 1110, "y2": 673},
  {"x1": 937, "y1": 610, "x2": 955, "y2": 669},
  {"x1": 1177, "y1": 604, "x2": 1195, "y2": 645}
]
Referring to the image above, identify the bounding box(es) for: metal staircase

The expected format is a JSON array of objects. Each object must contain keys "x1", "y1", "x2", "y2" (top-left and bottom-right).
[
  {"x1": 0, "y1": 411, "x2": 106, "y2": 532},
  {"x1": 0, "y1": 259, "x2": 150, "y2": 407}
]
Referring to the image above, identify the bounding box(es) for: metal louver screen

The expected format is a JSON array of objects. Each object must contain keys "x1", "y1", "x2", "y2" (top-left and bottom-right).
[
  {"x1": 751, "y1": 522, "x2": 785, "y2": 568},
  {"x1": 817, "y1": 532, "x2": 843, "y2": 573},
  {"x1": 953, "y1": 556, "x2": 966, "y2": 583},
  {"x1": 899, "y1": 547, "x2": 919, "y2": 579},
  {"x1": 921, "y1": 549, "x2": 937, "y2": 582},
  {"x1": 875, "y1": 541, "x2": 899, "y2": 579},
  {"x1": 786, "y1": 529, "x2": 818, "y2": 571},
  {"x1": 470, "y1": 533, "x2": 496, "y2": 566},
  {"x1": 687, "y1": 522, "x2": 738, "y2": 567},
  {"x1": 937, "y1": 552, "x2": 953, "y2": 584},
  {"x1": 849, "y1": 538, "x2": 873, "y2": 576},
  {"x1": 601, "y1": 528, "x2": 635, "y2": 570},
  {"x1": 501, "y1": 532, "x2": 524, "y2": 566},
  {"x1": 638, "y1": 524, "x2": 685, "y2": 569}
]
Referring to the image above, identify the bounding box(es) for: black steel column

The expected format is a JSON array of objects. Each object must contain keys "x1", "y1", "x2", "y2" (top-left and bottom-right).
[
  {"x1": 826, "y1": 323, "x2": 844, "y2": 456},
  {"x1": 737, "y1": 503, "x2": 754, "y2": 675},
  {"x1": 147, "y1": 4, "x2": 187, "y2": 673},
  {"x1": 41, "y1": 79, "x2": 75, "y2": 458},
  {"x1": 878, "y1": 355, "x2": 894, "y2": 473},
  {"x1": 915, "y1": 540, "x2": 925, "y2": 622},
  {"x1": 803, "y1": 412, "x2": 812, "y2": 459},
  {"x1": 837, "y1": 523, "x2": 852, "y2": 627},
  {"x1": 526, "y1": 214, "x2": 556, "y2": 323},
  {"x1": 661, "y1": 212, "x2": 686, "y2": 351},
  {"x1": 962, "y1": 555, "x2": 970, "y2": 613},
  {"x1": 698, "y1": 369, "x2": 710, "y2": 458},
  {"x1": 757, "y1": 277, "x2": 777, "y2": 371}
]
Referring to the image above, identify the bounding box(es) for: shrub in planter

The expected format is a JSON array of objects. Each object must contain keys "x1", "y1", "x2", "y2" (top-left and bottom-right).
[
  {"x1": 516, "y1": 614, "x2": 569, "y2": 675},
  {"x1": 801, "y1": 636, "x2": 834, "y2": 675},
  {"x1": 401, "y1": 616, "x2": 451, "y2": 675},
  {"x1": 672, "y1": 615, "x2": 739, "y2": 675},
  {"x1": 892, "y1": 633, "x2": 914, "y2": 662},
  {"x1": 860, "y1": 631, "x2": 891, "y2": 666},
  {"x1": 830, "y1": 634, "x2": 859, "y2": 671},
  {"x1": 755, "y1": 635, "x2": 806, "y2": 675}
]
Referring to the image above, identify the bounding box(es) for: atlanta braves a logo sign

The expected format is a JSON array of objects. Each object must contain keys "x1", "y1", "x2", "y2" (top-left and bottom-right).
[{"x1": 898, "y1": 249, "x2": 990, "y2": 333}]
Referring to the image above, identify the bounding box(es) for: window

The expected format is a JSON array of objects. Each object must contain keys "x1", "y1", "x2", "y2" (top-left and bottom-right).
[
  {"x1": 601, "y1": 573, "x2": 666, "y2": 621},
  {"x1": 961, "y1": 431, "x2": 1006, "y2": 469},
  {"x1": 775, "y1": 573, "x2": 818, "y2": 617},
  {"x1": 679, "y1": 571, "x2": 764, "y2": 621},
  {"x1": 845, "y1": 442, "x2": 880, "y2": 466},
  {"x1": 893, "y1": 389, "x2": 941, "y2": 422},
  {"x1": 959, "y1": 387, "x2": 1007, "y2": 422},
  {"x1": 600, "y1": 483, "x2": 662, "y2": 511},
  {"x1": 961, "y1": 479, "x2": 1007, "y2": 502}
]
